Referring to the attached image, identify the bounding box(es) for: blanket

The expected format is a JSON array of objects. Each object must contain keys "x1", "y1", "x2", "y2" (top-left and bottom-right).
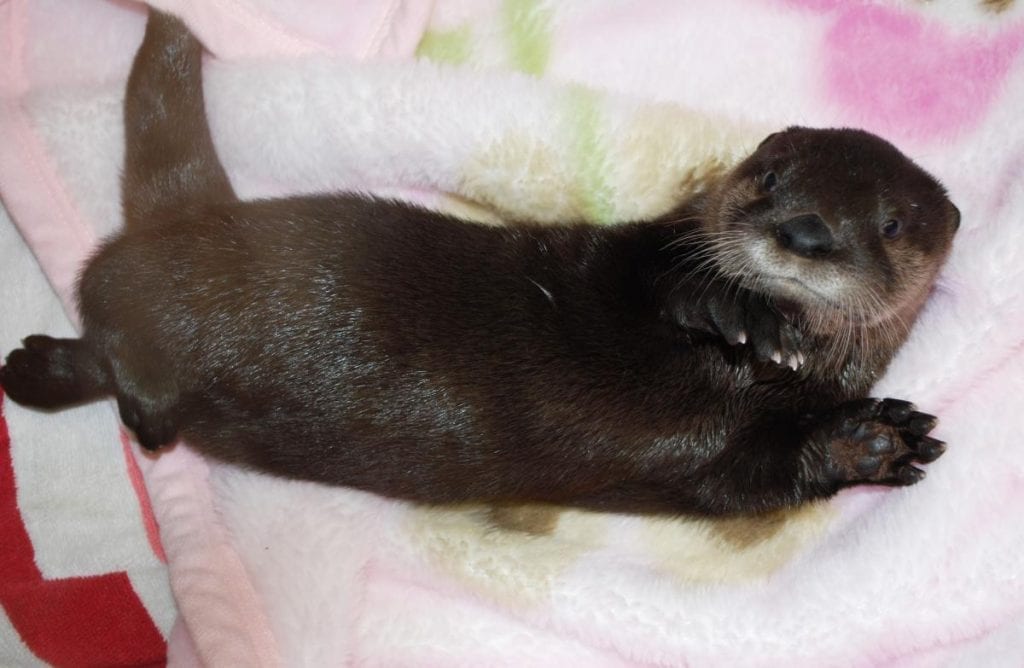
[{"x1": 2, "y1": 0, "x2": 1023, "y2": 665}]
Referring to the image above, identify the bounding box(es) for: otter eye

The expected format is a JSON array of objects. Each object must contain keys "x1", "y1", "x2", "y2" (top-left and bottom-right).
[
  {"x1": 881, "y1": 219, "x2": 903, "y2": 239},
  {"x1": 762, "y1": 171, "x2": 778, "y2": 192}
]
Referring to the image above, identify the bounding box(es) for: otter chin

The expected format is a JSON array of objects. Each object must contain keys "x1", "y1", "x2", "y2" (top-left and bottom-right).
[{"x1": 0, "y1": 13, "x2": 960, "y2": 518}]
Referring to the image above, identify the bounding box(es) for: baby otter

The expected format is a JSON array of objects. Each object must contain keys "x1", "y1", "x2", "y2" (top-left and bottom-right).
[{"x1": 0, "y1": 13, "x2": 960, "y2": 517}]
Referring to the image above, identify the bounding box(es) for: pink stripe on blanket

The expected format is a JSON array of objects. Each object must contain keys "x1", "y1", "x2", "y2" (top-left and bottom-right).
[
  {"x1": 122, "y1": 430, "x2": 168, "y2": 564},
  {"x1": 138, "y1": 446, "x2": 280, "y2": 666},
  {"x1": 0, "y1": 0, "x2": 97, "y2": 308},
  {"x1": 148, "y1": 0, "x2": 434, "y2": 60},
  {"x1": 148, "y1": 0, "x2": 329, "y2": 58}
]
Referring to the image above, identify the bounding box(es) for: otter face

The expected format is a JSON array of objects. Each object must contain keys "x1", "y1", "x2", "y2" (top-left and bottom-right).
[{"x1": 707, "y1": 127, "x2": 960, "y2": 326}]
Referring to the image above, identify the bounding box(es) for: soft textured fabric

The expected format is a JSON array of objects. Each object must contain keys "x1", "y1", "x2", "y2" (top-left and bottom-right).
[
  {"x1": 1, "y1": 0, "x2": 1023, "y2": 665},
  {"x1": 0, "y1": 0, "x2": 433, "y2": 664}
]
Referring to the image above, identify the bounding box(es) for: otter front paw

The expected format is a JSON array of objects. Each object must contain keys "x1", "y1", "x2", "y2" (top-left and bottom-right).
[
  {"x1": 670, "y1": 288, "x2": 804, "y2": 369},
  {"x1": 815, "y1": 398, "x2": 945, "y2": 486}
]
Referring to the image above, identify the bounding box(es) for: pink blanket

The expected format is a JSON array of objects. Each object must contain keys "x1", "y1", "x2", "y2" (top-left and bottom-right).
[{"x1": 2, "y1": 0, "x2": 1024, "y2": 665}]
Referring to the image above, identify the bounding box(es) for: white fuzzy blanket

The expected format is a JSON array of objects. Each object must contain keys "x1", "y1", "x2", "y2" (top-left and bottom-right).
[{"x1": 1, "y1": 0, "x2": 1023, "y2": 665}]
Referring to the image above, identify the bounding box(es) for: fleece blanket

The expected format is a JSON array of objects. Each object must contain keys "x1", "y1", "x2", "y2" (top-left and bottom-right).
[{"x1": 2, "y1": 0, "x2": 1024, "y2": 665}]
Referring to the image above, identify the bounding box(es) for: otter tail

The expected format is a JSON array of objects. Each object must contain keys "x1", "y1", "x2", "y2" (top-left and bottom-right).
[
  {"x1": 1, "y1": 12, "x2": 234, "y2": 411},
  {"x1": 121, "y1": 10, "x2": 236, "y2": 228}
]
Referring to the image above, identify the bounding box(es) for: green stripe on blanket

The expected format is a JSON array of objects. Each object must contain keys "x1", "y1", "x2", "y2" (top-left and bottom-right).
[
  {"x1": 415, "y1": 2, "x2": 620, "y2": 225},
  {"x1": 501, "y1": 0, "x2": 553, "y2": 76},
  {"x1": 415, "y1": 25, "x2": 473, "y2": 65},
  {"x1": 565, "y1": 87, "x2": 615, "y2": 224}
]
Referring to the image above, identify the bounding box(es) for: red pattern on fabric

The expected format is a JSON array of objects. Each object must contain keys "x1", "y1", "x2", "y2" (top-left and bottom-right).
[
  {"x1": 120, "y1": 431, "x2": 167, "y2": 563},
  {"x1": 0, "y1": 387, "x2": 167, "y2": 666}
]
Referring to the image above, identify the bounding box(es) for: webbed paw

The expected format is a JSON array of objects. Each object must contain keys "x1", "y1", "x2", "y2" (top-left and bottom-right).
[
  {"x1": 670, "y1": 287, "x2": 804, "y2": 369},
  {"x1": 818, "y1": 398, "x2": 945, "y2": 486}
]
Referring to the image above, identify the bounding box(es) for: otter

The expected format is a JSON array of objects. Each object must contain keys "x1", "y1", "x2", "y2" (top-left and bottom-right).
[{"x1": 0, "y1": 12, "x2": 960, "y2": 517}]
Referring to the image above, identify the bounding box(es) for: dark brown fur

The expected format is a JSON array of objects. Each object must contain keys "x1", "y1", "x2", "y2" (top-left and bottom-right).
[{"x1": 0, "y1": 12, "x2": 960, "y2": 517}]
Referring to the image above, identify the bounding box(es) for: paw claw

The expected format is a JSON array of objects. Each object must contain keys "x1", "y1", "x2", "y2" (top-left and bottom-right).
[
  {"x1": 879, "y1": 398, "x2": 916, "y2": 423},
  {"x1": 895, "y1": 465, "x2": 926, "y2": 486},
  {"x1": 915, "y1": 437, "x2": 946, "y2": 463},
  {"x1": 906, "y1": 412, "x2": 938, "y2": 436}
]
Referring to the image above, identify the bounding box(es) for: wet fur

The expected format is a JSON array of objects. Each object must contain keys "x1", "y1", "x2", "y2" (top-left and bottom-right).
[{"x1": 0, "y1": 12, "x2": 959, "y2": 517}]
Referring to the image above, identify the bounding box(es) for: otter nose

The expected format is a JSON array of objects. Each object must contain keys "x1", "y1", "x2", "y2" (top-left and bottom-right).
[{"x1": 776, "y1": 214, "x2": 834, "y2": 258}]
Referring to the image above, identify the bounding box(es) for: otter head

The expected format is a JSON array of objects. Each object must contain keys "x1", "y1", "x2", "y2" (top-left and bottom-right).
[{"x1": 706, "y1": 127, "x2": 960, "y2": 332}]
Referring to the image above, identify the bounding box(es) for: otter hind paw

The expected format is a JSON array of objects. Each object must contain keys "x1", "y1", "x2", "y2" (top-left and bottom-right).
[
  {"x1": 1, "y1": 336, "x2": 107, "y2": 408},
  {"x1": 117, "y1": 395, "x2": 179, "y2": 451}
]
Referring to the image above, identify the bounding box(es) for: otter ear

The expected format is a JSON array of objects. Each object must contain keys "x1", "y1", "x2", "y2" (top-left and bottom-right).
[
  {"x1": 757, "y1": 131, "x2": 782, "y2": 150},
  {"x1": 757, "y1": 126, "x2": 806, "y2": 150},
  {"x1": 949, "y1": 203, "x2": 961, "y2": 231}
]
